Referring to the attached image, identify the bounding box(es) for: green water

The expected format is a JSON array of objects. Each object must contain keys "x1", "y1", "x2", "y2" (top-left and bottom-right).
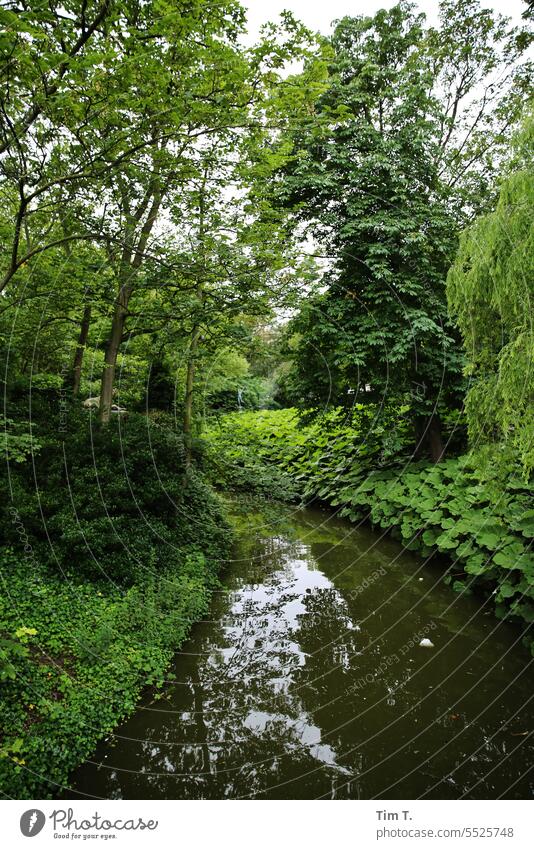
[{"x1": 68, "y1": 500, "x2": 534, "y2": 799}]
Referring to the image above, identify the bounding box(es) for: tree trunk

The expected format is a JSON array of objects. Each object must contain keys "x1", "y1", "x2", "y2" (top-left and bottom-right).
[
  {"x1": 97, "y1": 174, "x2": 164, "y2": 424},
  {"x1": 72, "y1": 303, "x2": 91, "y2": 396},
  {"x1": 427, "y1": 413, "x2": 445, "y2": 463},
  {"x1": 99, "y1": 284, "x2": 130, "y2": 424},
  {"x1": 413, "y1": 415, "x2": 426, "y2": 459},
  {"x1": 183, "y1": 325, "x2": 201, "y2": 468},
  {"x1": 183, "y1": 174, "x2": 207, "y2": 469},
  {"x1": 413, "y1": 412, "x2": 445, "y2": 462}
]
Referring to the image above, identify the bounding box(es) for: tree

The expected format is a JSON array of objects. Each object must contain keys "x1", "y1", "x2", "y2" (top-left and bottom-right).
[
  {"x1": 0, "y1": 1, "x2": 120, "y2": 292},
  {"x1": 85, "y1": 0, "x2": 256, "y2": 423},
  {"x1": 0, "y1": 1, "x2": 320, "y2": 427},
  {"x1": 276, "y1": 0, "x2": 531, "y2": 461},
  {"x1": 89, "y1": 3, "x2": 320, "y2": 424},
  {"x1": 167, "y1": 139, "x2": 304, "y2": 464},
  {"x1": 447, "y1": 111, "x2": 534, "y2": 475},
  {"x1": 0, "y1": 236, "x2": 112, "y2": 399},
  {"x1": 0, "y1": 0, "x2": 114, "y2": 155}
]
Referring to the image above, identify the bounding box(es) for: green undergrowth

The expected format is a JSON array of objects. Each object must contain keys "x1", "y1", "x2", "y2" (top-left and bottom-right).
[
  {"x1": 0, "y1": 548, "x2": 216, "y2": 798},
  {"x1": 204, "y1": 409, "x2": 534, "y2": 636},
  {"x1": 0, "y1": 401, "x2": 231, "y2": 797},
  {"x1": 204, "y1": 404, "x2": 414, "y2": 499}
]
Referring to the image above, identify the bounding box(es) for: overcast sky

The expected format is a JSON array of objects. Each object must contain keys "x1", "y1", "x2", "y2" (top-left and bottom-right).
[{"x1": 242, "y1": 0, "x2": 527, "y2": 39}]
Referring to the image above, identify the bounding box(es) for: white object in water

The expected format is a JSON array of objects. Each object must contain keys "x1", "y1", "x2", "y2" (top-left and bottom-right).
[{"x1": 419, "y1": 638, "x2": 434, "y2": 648}]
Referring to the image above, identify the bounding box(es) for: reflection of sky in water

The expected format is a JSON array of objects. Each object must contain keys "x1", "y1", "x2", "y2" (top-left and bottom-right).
[{"x1": 208, "y1": 550, "x2": 358, "y2": 774}]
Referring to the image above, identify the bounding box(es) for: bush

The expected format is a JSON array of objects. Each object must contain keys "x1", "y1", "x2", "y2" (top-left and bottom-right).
[
  {"x1": 203, "y1": 405, "x2": 413, "y2": 498},
  {"x1": 2, "y1": 402, "x2": 231, "y2": 582}
]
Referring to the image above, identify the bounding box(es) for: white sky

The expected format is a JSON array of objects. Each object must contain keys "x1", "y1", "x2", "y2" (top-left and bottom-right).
[{"x1": 242, "y1": 0, "x2": 527, "y2": 37}]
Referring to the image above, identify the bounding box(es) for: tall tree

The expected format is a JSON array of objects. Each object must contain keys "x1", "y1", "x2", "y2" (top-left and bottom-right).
[
  {"x1": 276, "y1": 0, "x2": 531, "y2": 460},
  {"x1": 0, "y1": 1, "x2": 118, "y2": 292},
  {"x1": 447, "y1": 112, "x2": 534, "y2": 475},
  {"x1": 89, "y1": 4, "x2": 318, "y2": 424},
  {"x1": 87, "y1": 0, "x2": 254, "y2": 422},
  {"x1": 168, "y1": 138, "x2": 304, "y2": 464},
  {"x1": 0, "y1": 0, "x2": 114, "y2": 155}
]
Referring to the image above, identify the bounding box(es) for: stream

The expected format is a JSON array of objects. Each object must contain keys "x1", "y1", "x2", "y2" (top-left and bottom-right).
[{"x1": 68, "y1": 499, "x2": 534, "y2": 799}]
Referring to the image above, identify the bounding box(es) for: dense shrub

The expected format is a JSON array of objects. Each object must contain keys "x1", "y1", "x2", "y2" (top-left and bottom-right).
[
  {"x1": 2, "y1": 401, "x2": 231, "y2": 582},
  {"x1": 203, "y1": 410, "x2": 302, "y2": 499},
  {"x1": 203, "y1": 405, "x2": 413, "y2": 498}
]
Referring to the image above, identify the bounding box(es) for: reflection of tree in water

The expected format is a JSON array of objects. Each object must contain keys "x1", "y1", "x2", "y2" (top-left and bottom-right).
[
  {"x1": 74, "y1": 542, "x2": 362, "y2": 799},
  {"x1": 289, "y1": 570, "x2": 534, "y2": 800}
]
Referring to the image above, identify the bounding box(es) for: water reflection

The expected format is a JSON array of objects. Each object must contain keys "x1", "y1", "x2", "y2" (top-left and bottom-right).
[{"x1": 67, "y1": 504, "x2": 534, "y2": 799}]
